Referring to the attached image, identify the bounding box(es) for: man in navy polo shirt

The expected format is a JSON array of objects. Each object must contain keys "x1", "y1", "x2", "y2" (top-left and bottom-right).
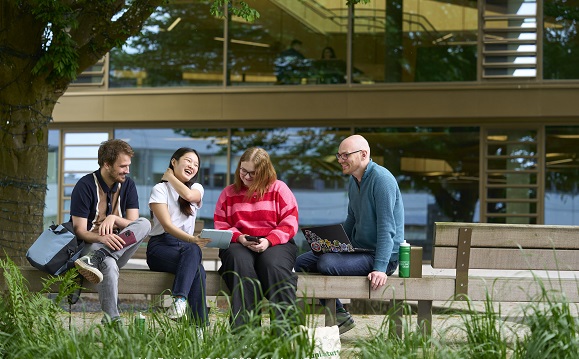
[{"x1": 70, "y1": 139, "x2": 151, "y2": 324}]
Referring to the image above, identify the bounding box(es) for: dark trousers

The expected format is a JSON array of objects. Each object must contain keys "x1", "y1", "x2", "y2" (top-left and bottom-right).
[
  {"x1": 147, "y1": 233, "x2": 208, "y2": 325},
  {"x1": 219, "y1": 240, "x2": 298, "y2": 329}
]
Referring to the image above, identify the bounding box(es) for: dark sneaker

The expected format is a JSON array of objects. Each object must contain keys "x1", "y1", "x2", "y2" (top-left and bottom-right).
[
  {"x1": 101, "y1": 315, "x2": 124, "y2": 328},
  {"x1": 336, "y1": 308, "x2": 356, "y2": 335},
  {"x1": 74, "y1": 250, "x2": 106, "y2": 284}
]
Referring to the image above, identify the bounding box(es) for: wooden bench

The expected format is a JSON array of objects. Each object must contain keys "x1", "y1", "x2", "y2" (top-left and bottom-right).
[
  {"x1": 368, "y1": 222, "x2": 579, "y2": 334},
  {"x1": 9, "y1": 266, "x2": 378, "y2": 329},
  {"x1": 3, "y1": 222, "x2": 578, "y2": 336}
]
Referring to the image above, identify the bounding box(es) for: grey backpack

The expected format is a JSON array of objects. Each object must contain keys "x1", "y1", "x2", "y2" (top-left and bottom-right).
[{"x1": 26, "y1": 222, "x2": 85, "y2": 275}]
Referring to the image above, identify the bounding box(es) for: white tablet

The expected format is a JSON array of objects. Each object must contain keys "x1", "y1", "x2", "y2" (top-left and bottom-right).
[{"x1": 200, "y1": 229, "x2": 234, "y2": 249}]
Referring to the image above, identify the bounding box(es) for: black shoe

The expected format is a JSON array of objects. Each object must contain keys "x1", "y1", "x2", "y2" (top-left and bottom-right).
[
  {"x1": 74, "y1": 249, "x2": 106, "y2": 284},
  {"x1": 336, "y1": 308, "x2": 356, "y2": 334}
]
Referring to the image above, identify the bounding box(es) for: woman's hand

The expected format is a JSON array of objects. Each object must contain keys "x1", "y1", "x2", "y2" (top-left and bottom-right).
[
  {"x1": 241, "y1": 234, "x2": 270, "y2": 253},
  {"x1": 161, "y1": 168, "x2": 174, "y2": 182},
  {"x1": 191, "y1": 235, "x2": 211, "y2": 248}
]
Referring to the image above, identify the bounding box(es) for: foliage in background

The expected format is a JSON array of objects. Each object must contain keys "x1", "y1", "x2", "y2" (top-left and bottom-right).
[{"x1": 0, "y1": 0, "x2": 265, "y2": 265}]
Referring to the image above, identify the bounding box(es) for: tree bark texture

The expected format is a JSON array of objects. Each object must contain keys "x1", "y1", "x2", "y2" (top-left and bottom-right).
[{"x1": 0, "y1": 0, "x2": 164, "y2": 264}]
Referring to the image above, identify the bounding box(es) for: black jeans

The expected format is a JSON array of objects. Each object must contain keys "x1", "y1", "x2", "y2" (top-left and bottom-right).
[{"x1": 219, "y1": 240, "x2": 298, "y2": 330}]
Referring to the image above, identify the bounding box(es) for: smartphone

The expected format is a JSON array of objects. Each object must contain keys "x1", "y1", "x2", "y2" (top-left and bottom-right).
[
  {"x1": 120, "y1": 230, "x2": 137, "y2": 248},
  {"x1": 246, "y1": 236, "x2": 260, "y2": 242}
]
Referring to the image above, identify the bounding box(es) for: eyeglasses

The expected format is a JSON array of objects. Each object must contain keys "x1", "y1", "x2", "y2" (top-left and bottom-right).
[
  {"x1": 335, "y1": 149, "x2": 363, "y2": 161},
  {"x1": 240, "y1": 167, "x2": 256, "y2": 178}
]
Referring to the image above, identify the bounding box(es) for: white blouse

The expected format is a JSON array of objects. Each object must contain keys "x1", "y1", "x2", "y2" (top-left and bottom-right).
[{"x1": 148, "y1": 181, "x2": 204, "y2": 236}]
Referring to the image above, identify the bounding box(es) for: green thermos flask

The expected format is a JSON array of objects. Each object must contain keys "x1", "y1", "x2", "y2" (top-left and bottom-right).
[{"x1": 399, "y1": 240, "x2": 410, "y2": 278}]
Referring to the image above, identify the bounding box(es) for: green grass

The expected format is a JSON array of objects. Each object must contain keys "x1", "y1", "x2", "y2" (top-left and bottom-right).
[
  {"x1": 0, "y1": 257, "x2": 317, "y2": 358},
  {"x1": 352, "y1": 278, "x2": 578, "y2": 359},
  {"x1": 1, "y1": 257, "x2": 577, "y2": 358}
]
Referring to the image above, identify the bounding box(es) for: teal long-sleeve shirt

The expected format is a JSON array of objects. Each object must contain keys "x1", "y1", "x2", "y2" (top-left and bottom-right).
[{"x1": 343, "y1": 160, "x2": 405, "y2": 273}]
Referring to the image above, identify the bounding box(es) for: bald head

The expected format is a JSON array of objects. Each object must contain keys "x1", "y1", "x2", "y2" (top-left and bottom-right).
[
  {"x1": 338, "y1": 135, "x2": 371, "y2": 181},
  {"x1": 341, "y1": 135, "x2": 370, "y2": 155}
]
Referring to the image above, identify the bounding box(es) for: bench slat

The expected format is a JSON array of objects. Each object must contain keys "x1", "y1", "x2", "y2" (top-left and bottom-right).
[
  {"x1": 2, "y1": 267, "x2": 373, "y2": 300},
  {"x1": 297, "y1": 275, "x2": 369, "y2": 299},
  {"x1": 369, "y1": 277, "x2": 456, "y2": 301},
  {"x1": 432, "y1": 247, "x2": 579, "y2": 271},
  {"x1": 434, "y1": 222, "x2": 579, "y2": 249},
  {"x1": 467, "y1": 276, "x2": 579, "y2": 302}
]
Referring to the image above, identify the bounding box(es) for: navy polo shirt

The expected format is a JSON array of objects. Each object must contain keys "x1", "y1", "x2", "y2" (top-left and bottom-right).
[{"x1": 69, "y1": 169, "x2": 139, "y2": 233}]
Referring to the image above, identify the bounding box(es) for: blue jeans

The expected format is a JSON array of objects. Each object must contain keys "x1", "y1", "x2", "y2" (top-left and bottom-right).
[
  {"x1": 294, "y1": 251, "x2": 398, "y2": 310},
  {"x1": 147, "y1": 232, "x2": 208, "y2": 325}
]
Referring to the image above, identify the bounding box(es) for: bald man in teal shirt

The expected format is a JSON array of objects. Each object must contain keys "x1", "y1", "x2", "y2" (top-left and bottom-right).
[{"x1": 295, "y1": 134, "x2": 404, "y2": 334}]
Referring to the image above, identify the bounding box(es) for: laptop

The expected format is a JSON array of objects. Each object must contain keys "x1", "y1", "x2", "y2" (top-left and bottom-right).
[{"x1": 302, "y1": 224, "x2": 373, "y2": 255}]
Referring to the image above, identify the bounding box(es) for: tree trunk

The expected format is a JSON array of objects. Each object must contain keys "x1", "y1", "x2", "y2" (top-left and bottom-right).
[{"x1": 0, "y1": 84, "x2": 59, "y2": 265}]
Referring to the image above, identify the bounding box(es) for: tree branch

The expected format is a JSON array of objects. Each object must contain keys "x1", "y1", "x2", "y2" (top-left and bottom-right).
[{"x1": 72, "y1": 0, "x2": 165, "y2": 72}]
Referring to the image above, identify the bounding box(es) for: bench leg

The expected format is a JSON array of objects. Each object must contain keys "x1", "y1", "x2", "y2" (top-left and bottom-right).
[
  {"x1": 388, "y1": 299, "x2": 403, "y2": 338},
  {"x1": 417, "y1": 300, "x2": 432, "y2": 337},
  {"x1": 324, "y1": 298, "x2": 337, "y2": 326}
]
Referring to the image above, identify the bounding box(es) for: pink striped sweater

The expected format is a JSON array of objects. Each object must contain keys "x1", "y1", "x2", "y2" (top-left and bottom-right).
[{"x1": 214, "y1": 180, "x2": 299, "y2": 246}]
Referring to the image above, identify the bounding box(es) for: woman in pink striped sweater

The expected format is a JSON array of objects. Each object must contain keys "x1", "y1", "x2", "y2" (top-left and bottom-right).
[{"x1": 214, "y1": 147, "x2": 299, "y2": 331}]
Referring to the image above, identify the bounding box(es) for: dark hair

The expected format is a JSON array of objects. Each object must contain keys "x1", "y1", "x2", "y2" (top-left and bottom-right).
[
  {"x1": 168, "y1": 147, "x2": 201, "y2": 217},
  {"x1": 321, "y1": 46, "x2": 336, "y2": 59},
  {"x1": 98, "y1": 139, "x2": 134, "y2": 167},
  {"x1": 291, "y1": 39, "x2": 302, "y2": 47}
]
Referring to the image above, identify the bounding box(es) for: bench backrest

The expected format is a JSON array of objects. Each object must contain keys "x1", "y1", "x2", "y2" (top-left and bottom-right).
[{"x1": 433, "y1": 222, "x2": 579, "y2": 271}]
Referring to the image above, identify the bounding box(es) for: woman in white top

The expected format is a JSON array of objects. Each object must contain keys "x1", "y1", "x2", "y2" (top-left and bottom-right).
[{"x1": 147, "y1": 147, "x2": 210, "y2": 324}]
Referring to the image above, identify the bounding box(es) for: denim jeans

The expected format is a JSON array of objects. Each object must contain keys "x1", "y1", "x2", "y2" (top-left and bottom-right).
[
  {"x1": 294, "y1": 251, "x2": 398, "y2": 310},
  {"x1": 147, "y1": 232, "x2": 208, "y2": 325},
  {"x1": 81, "y1": 217, "x2": 151, "y2": 320}
]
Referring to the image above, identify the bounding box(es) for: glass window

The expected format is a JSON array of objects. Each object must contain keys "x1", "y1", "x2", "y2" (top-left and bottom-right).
[
  {"x1": 109, "y1": 0, "x2": 224, "y2": 88},
  {"x1": 482, "y1": 0, "x2": 537, "y2": 79},
  {"x1": 114, "y1": 128, "x2": 228, "y2": 221},
  {"x1": 44, "y1": 130, "x2": 60, "y2": 227},
  {"x1": 353, "y1": 0, "x2": 477, "y2": 83},
  {"x1": 545, "y1": 126, "x2": 579, "y2": 224},
  {"x1": 484, "y1": 128, "x2": 539, "y2": 224},
  {"x1": 228, "y1": 1, "x2": 348, "y2": 86},
  {"x1": 71, "y1": 57, "x2": 106, "y2": 86},
  {"x1": 356, "y1": 127, "x2": 480, "y2": 259},
  {"x1": 543, "y1": 0, "x2": 579, "y2": 79}
]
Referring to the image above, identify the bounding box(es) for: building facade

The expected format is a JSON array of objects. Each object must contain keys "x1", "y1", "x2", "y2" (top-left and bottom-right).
[{"x1": 47, "y1": 0, "x2": 579, "y2": 257}]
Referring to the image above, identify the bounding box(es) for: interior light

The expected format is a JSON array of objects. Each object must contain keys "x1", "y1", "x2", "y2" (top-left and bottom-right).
[
  {"x1": 167, "y1": 17, "x2": 182, "y2": 32},
  {"x1": 213, "y1": 37, "x2": 270, "y2": 48}
]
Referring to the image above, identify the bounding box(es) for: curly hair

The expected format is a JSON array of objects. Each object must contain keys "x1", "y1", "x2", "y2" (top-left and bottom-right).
[{"x1": 98, "y1": 139, "x2": 134, "y2": 167}]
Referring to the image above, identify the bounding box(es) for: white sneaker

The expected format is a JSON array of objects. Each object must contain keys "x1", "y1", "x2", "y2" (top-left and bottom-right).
[
  {"x1": 196, "y1": 327, "x2": 204, "y2": 340},
  {"x1": 166, "y1": 297, "x2": 187, "y2": 320}
]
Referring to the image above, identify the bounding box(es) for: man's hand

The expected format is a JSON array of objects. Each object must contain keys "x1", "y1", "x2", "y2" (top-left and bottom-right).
[
  {"x1": 99, "y1": 233, "x2": 125, "y2": 251},
  {"x1": 367, "y1": 271, "x2": 388, "y2": 290},
  {"x1": 99, "y1": 215, "x2": 118, "y2": 236}
]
